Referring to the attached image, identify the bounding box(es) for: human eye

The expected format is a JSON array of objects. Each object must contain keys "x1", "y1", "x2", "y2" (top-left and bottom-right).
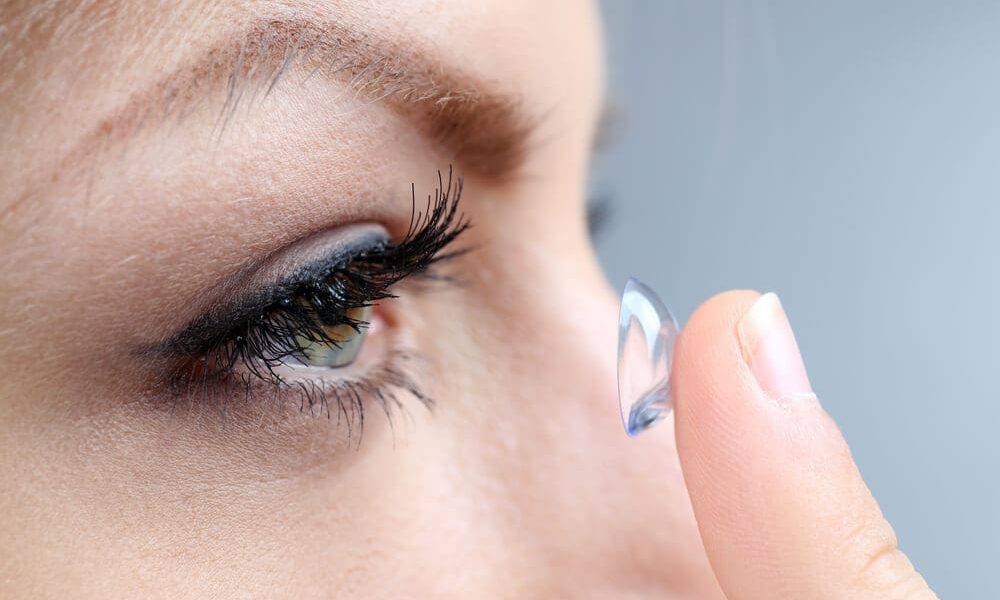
[{"x1": 156, "y1": 170, "x2": 468, "y2": 436}]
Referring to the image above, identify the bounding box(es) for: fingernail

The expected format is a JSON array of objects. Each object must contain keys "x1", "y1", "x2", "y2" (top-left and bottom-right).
[{"x1": 737, "y1": 293, "x2": 812, "y2": 399}]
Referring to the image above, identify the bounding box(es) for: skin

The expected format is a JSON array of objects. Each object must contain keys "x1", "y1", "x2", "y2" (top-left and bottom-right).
[{"x1": 0, "y1": 1, "x2": 938, "y2": 598}]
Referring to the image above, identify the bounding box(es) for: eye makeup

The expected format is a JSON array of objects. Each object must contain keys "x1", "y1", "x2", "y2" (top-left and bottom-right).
[{"x1": 154, "y1": 170, "x2": 469, "y2": 434}]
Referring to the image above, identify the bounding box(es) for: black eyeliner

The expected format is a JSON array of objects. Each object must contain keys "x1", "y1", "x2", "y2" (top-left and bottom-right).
[
  {"x1": 160, "y1": 167, "x2": 468, "y2": 376},
  {"x1": 161, "y1": 230, "x2": 390, "y2": 358}
]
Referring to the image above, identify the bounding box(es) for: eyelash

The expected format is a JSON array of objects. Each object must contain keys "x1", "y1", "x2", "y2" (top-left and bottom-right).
[{"x1": 172, "y1": 170, "x2": 469, "y2": 427}]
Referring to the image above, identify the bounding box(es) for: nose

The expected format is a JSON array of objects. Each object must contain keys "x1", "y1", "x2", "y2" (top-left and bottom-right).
[{"x1": 444, "y1": 235, "x2": 697, "y2": 594}]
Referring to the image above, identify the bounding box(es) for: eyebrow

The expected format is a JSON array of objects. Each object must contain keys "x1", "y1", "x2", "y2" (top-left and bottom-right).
[{"x1": 62, "y1": 17, "x2": 534, "y2": 185}]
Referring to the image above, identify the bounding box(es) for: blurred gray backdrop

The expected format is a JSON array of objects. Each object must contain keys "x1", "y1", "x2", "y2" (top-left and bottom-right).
[{"x1": 595, "y1": 2, "x2": 999, "y2": 597}]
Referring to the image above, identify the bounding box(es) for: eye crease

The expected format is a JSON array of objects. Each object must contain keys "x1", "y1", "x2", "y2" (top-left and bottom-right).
[{"x1": 157, "y1": 169, "x2": 469, "y2": 427}]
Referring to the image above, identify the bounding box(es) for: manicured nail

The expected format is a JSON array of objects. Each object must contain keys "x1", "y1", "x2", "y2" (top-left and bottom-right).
[{"x1": 737, "y1": 293, "x2": 812, "y2": 399}]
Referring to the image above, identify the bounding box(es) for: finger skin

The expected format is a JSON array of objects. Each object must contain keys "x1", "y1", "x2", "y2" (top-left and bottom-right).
[{"x1": 672, "y1": 290, "x2": 936, "y2": 600}]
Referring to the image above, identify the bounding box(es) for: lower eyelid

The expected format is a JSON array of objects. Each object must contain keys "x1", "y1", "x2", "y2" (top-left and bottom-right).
[
  {"x1": 127, "y1": 347, "x2": 432, "y2": 480},
  {"x1": 167, "y1": 303, "x2": 430, "y2": 440},
  {"x1": 230, "y1": 347, "x2": 431, "y2": 437}
]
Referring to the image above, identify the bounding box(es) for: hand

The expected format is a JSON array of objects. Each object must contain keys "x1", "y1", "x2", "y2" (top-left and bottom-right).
[{"x1": 671, "y1": 291, "x2": 937, "y2": 599}]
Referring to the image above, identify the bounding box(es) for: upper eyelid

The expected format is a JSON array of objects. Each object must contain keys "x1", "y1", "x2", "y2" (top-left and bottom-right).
[
  {"x1": 158, "y1": 231, "x2": 391, "y2": 358},
  {"x1": 155, "y1": 169, "x2": 469, "y2": 361}
]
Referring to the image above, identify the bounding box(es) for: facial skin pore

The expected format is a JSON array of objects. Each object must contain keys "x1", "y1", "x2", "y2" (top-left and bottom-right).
[{"x1": 0, "y1": 2, "x2": 723, "y2": 597}]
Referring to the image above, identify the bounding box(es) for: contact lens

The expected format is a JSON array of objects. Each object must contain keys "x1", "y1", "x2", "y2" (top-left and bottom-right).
[{"x1": 617, "y1": 277, "x2": 680, "y2": 437}]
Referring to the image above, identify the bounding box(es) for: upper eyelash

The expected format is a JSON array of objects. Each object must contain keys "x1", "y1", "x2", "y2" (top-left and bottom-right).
[{"x1": 167, "y1": 168, "x2": 469, "y2": 390}]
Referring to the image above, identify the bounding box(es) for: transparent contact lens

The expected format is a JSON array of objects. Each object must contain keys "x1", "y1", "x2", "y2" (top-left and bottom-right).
[{"x1": 618, "y1": 277, "x2": 680, "y2": 437}]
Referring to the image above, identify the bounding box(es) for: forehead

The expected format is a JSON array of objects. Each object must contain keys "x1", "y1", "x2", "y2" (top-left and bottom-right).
[
  {"x1": 0, "y1": 0, "x2": 602, "y2": 150},
  {"x1": 0, "y1": 1, "x2": 603, "y2": 224}
]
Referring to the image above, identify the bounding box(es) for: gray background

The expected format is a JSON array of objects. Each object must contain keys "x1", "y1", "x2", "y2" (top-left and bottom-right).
[{"x1": 595, "y1": 2, "x2": 999, "y2": 597}]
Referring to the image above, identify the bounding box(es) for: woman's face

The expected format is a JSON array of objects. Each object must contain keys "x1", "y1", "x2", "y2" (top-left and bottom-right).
[{"x1": 0, "y1": 1, "x2": 717, "y2": 596}]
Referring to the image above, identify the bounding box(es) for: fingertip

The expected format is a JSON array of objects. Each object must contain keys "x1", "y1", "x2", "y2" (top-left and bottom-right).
[
  {"x1": 672, "y1": 289, "x2": 761, "y2": 446},
  {"x1": 672, "y1": 289, "x2": 771, "y2": 561},
  {"x1": 670, "y1": 290, "x2": 934, "y2": 599},
  {"x1": 673, "y1": 290, "x2": 761, "y2": 388}
]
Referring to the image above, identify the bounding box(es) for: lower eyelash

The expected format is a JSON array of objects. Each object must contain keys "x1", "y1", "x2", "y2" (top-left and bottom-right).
[
  {"x1": 275, "y1": 350, "x2": 431, "y2": 436},
  {"x1": 167, "y1": 349, "x2": 430, "y2": 442}
]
